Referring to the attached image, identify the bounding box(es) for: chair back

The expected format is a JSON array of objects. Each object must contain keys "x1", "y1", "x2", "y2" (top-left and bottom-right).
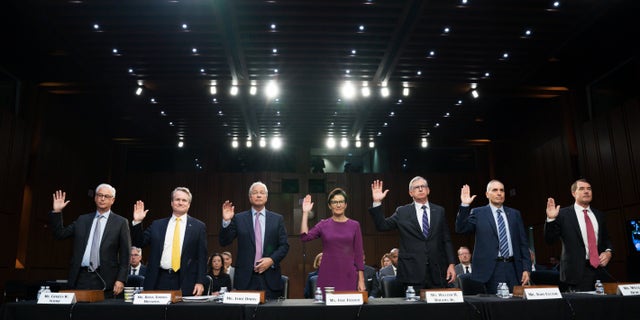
[
  {"x1": 125, "y1": 275, "x2": 145, "y2": 287},
  {"x1": 381, "y1": 275, "x2": 404, "y2": 298},
  {"x1": 457, "y1": 275, "x2": 486, "y2": 295},
  {"x1": 204, "y1": 275, "x2": 213, "y2": 295}
]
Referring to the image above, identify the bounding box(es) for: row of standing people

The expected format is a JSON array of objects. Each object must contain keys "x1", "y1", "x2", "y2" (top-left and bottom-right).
[{"x1": 49, "y1": 177, "x2": 612, "y2": 299}]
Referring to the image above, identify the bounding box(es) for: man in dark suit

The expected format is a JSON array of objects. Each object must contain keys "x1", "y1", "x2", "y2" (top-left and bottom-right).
[
  {"x1": 454, "y1": 246, "x2": 473, "y2": 276},
  {"x1": 456, "y1": 180, "x2": 531, "y2": 294},
  {"x1": 50, "y1": 184, "x2": 131, "y2": 298},
  {"x1": 369, "y1": 178, "x2": 456, "y2": 292},
  {"x1": 219, "y1": 181, "x2": 290, "y2": 300},
  {"x1": 131, "y1": 187, "x2": 208, "y2": 296},
  {"x1": 544, "y1": 179, "x2": 613, "y2": 291},
  {"x1": 128, "y1": 246, "x2": 147, "y2": 276}
]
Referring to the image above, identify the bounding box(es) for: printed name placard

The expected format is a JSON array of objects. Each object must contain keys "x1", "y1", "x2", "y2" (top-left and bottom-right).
[
  {"x1": 523, "y1": 287, "x2": 562, "y2": 300},
  {"x1": 37, "y1": 292, "x2": 76, "y2": 304},
  {"x1": 133, "y1": 293, "x2": 172, "y2": 304},
  {"x1": 424, "y1": 290, "x2": 464, "y2": 303},
  {"x1": 325, "y1": 293, "x2": 364, "y2": 305},
  {"x1": 618, "y1": 284, "x2": 640, "y2": 296},
  {"x1": 223, "y1": 292, "x2": 262, "y2": 304}
]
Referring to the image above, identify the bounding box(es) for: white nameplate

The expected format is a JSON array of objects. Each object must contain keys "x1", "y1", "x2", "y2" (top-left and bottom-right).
[
  {"x1": 618, "y1": 284, "x2": 640, "y2": 296},
  {"x1": 325, "y1": 293, "x2": 364, "y2": 306},
  {"x1": 424, "y1": 290, "x2": 464, "y2": 303},
  {"x1": 523, "y1": 287, "x2": 562, "y2": 300},
  {"x1": 133, "y1": 293, "x2": 172, "y2": 304},
  {"x1": 223, "y1": 292, "x2": 261, "y2": 304},
  {"x1": 37, "y1": 292, "x2": 76, "y2": 304}
]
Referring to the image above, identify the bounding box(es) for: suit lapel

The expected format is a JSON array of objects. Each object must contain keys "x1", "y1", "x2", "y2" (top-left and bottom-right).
[{"x1": 485, "y1": 205, "x2": 499, "y2": 236}]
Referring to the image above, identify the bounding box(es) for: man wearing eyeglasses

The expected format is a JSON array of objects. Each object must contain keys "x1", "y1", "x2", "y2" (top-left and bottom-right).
[
  {"x1": 219, "y1": 181, "x2": 290, "y2": 300},
  {"x1": 50, "y1": 184, "x2": 131, "y2": 298},
  {"x1": 128, "y1": 246, "x2": 147, "y2": 277},
  {"x1": 369, "y1": 177, "x2": 457, "y2": 292}
]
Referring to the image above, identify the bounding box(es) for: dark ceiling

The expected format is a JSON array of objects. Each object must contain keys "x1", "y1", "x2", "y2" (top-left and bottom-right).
[{"x1": 2, "y1": 0, "x2": 637, "y2": 167}]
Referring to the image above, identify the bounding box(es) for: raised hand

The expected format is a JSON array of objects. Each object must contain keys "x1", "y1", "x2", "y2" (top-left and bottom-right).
[
  {"x1": 371, "y1": 180, "x2": 389, "y2": 202},
  {"x1": 546, "y1": 198, "x2": 560, "y2": 219},
  {"x1": 302, "y1": 194, "x2": 314, "y2": 213},
  {"x1": 133, "y1": 200, "x2": 148, "y2": 222},
  {"x1": 52, "y1": 190, "x2": 70, "y2": 213},
  {"x1": 460, "y1": 184, "x2": 476, "y2": 205},
  {"x1": 222, "y1": 200, "x2": 235, "y2": 221}
]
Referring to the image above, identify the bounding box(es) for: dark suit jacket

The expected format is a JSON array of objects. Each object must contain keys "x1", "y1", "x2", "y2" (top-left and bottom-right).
[
  {"x1": 129, "y1": 264, "x2": 147, "y2": 277},
  {"x1": 544, "y1": 206, "x2": 612, "y2": 285},
  {"x1": 219, "y1": 209, "x2": 289, "y2": 291},
  {"x1": 455, "y1": 263, "x2": 472, "y2": 275},
  {"x1": 456, "y1": 205, "x2": 531, "y2": 283},
  {"x1": 131, "y1": 215, "x2": 208, "y2": 296},
  {"x1": 50, "y1": 211, "x2": 131, "y2": 290},
  {"x1": 369, "y1": 203, "x2": 455, "y2": 286},
  {"x1": 364, "y1": 265, "x2": 380, "y2": 297}
]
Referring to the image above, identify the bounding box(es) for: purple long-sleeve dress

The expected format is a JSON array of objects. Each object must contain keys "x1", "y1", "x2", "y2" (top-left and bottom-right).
[{"x1": 300, "y1": 218, "x2": 364, "y2": 291}]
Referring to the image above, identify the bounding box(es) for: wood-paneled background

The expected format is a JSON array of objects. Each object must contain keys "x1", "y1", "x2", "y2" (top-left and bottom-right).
[{"x1": 2, "y1": 82, "x2": 640, "y2": 298}]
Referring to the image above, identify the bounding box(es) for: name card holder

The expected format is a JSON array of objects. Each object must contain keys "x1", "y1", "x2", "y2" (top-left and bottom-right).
[
  {"x1": 519, "y1": 286, "x2": 562, "y2": 300},
  {"x1": 223, "y1": 291, "x2": 265, "y2": 304},
  {"x1": 420, "y1": 288, "x2": 463, "y2": 303},
  {"x1": 59, "y1": 290, "x2": 104, "y2": 302},
  {"x1": 133, "y1": 290, "x2": 181, "y2": 304},
  {"x1": 38, "y1": 292, "x2": 77, "y2": 304},
  {"x1": 605, "y1": 282, "x2": 640, "y2": 296},
  {"x1": 325, "y1": 291, "x2": 366, "y2": 305}
]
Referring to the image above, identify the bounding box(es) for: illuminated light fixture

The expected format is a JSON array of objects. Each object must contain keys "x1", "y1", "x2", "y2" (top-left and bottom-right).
[
  {"x1": 442, "y1": 26, "x2": 451, "y2": 34},
  {"x1": 135, "y1": 87, "x2": 143, "y2": 95},
  {"x1": 272, "y1": 48, "x2": 278, "y2": 54},
  {"x1": 230, "y1": 86, "x2": 239, "y2": 96},
  {"x1": 380, "y1": 87, "x2": 390, "y2": 97},
  {"x1": 274, "y1": 69, "x2": 279, "y2": 73},
  {"x1": 192, "y1": 48, "x2": 198, "y2": 54},
  {"x1": 246, "y1": 139, "x2": 252, "y2": 148},
  {"x1": 231, "y1": 139, "x2": 239, "y2": 148},
  {"x1": 178, "y1": 141, "x2": 184, "y2": 148},
  {"x1": 355, "y1": 139, "x2": 362, "y2": 148},
  {"x1": 200, "y1": 68, "x2": 205, "y2": 73},
  {"x1": 326, "y1": 137, "x2": 336, "y2": 149},
  {"x1": 182, "y1": 23, "x2": 188, "y2": 30},
  {"x1": 471, "y1": 90, "x2": 479, "y2": 99},
  {"x1": 169, "y1": 122, "x2": 174, "y2": 126},
  {"x1": 444, "y1": 112, "x2": 451, "y2": 118},
  {"x1": 250, "y1": 86, "x2": 257, "y2": 95},
  {"x1": 128, "y1": 68, "x2": 134, "y2": 74},
  {"x1": 340, "y1": 138, "x2": 349, "y2": 148},
  {"x1": 270, "y1": 137, "x2": 282, "y2": 150},
  {"x1": 358, "y1": 25, "x2": 365, "y2": 32},
  {"x1": 403, "y1": 87, "x2": 410, "y2": 97},
  {"x1": 93, "y1": 24, "x2": 100, "y2": 30},
  {"x1": 500, "y1": 52, "x2": 510, "y2": 60},
  {"x1": 434, "y1": 123, "x2": 440, "y2": 128},
  {"x1": 416, "y1": 70, "x2": 422, "y2": 75},
  {"x1": 522, "y1": 29, "x2": 533, "y2": 38},
  {"x1": 210, "y1": 85, "x2": 217, "y2": 95},
  {"x1": 361, "y1": 87, "x2": 370, "y2": 97},
  {"x1": 112, "y1": 48, "x2": 118, "y2": 54},
  {"x1": 265, "y1": 80, "x2": 279, "y2": 99},
  {"x1": 368, "y1": 141, "x2": 375, "y2": 148},
  {"x1": 484, "y1": 72, "x2": 491, "y2": 78},
  {"x1": 341, "y1": 81, "x2": 356, "y2": 99},
  {"x1": 427, "y1": 50, "x2": 436, "y2": 58},
  {"x1": 270, "y1": 23, "x2": 276, "y2": 30},
  {"x1": 351, "y1": 49, "x2": 356, "y2": 55},
  {"x1": 421, "y1": 138, "x2": 428, "y2": 148},
  {"x1": 259, "y1": 137, "x2": 267, "y2": 148},
  {"x1": 160, "y1": 111, "x2": 166, "y2": 116}
]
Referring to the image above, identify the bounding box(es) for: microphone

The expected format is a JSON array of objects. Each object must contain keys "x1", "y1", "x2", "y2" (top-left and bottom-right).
[{"x1": 90, "y1": 262, "x2": 107, "y2": 291}]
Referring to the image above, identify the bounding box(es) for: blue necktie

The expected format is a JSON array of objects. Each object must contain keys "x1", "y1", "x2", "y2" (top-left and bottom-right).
[
  {"x1": 496, "y1": 209, "x2": 509, "y2": 258},
  {"x1": 89, "y1": 215, "x2": 103, "y2": 271},
  {"x1": 421, "y1": 205, "x2": 430, "y2": 238}
]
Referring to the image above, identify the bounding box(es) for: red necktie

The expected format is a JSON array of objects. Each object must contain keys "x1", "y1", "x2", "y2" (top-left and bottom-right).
[{"x1": 583, "y1": 209, "x2": 600, "y2": 268}]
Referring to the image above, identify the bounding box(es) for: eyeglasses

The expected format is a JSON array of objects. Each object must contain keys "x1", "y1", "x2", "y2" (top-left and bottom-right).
[
  {"x1": 330, "y1": 200, "x2": 346, "y2": 205},
  {"x1": 96, "y1": 193, "x2": 114, "y2": 199},
  {"x1": 411, "y1": 184, "x2": 428, "y2": 191}
]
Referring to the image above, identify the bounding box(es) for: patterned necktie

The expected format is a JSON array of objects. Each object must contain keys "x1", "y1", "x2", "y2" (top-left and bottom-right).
[
  {"x1": 171, "y1": 217, "x2": 181, "y2": 271},
  {"x1": 496, "y1": 209, "x2": 509, "y2": 258},
  {"x1": 583, "y1": 209, "x2": 600, "y2": 268},
  {"x1": 89, "y1": 215, "x2": 103, "y2": 271},
  {"x1": 421, "y1": 205, "x2": 430, "y2": 238},
  {"x1": 465, "y1": 266, "x2": 470, "y2": 274},
  {"x1": 254, "y1": 212, "x2": 263, "y2": 264}
]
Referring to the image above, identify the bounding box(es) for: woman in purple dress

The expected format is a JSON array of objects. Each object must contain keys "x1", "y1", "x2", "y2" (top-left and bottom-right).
[{"x1": 300, "y1": 188, "x2": 365, "y2": 293}]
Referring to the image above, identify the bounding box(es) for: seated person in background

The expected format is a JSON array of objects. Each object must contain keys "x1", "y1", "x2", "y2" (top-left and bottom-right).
[
  {"x1": 129, "y1": 246, "x2": 147, "y2": 277},
  {"x1": 455, "y1": 246, "x2": 472, "y2": 276},
  {"x1": 304, "y1": 252, "x2": 323, "y2": 298},
  {"x1": 530, "y1": 249, "x2": 547, "y2": 272},
  {"x1": 548, "y1": 256, "x2": 560, "y2": 271},
  {"x1": 377, "y1": 248, "x2": 398, "y2": 280},
  {"x1": 207, "y1": 253, "x2": 232, "y2": 295},
  {"x1": 221, "y1": 251, "x2": 235, "y2": 289},
  {"x1": 363, "y1": 253, "x2": 380, "y2": 297}
]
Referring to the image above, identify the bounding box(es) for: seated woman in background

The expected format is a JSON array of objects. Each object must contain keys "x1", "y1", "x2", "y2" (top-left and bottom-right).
[
  {"x1": 207, "y1": 253, "x2": 232, "y2": 295},
  {"x1": 303, "y1": 252, "x2": 323, "y2": 298}
]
